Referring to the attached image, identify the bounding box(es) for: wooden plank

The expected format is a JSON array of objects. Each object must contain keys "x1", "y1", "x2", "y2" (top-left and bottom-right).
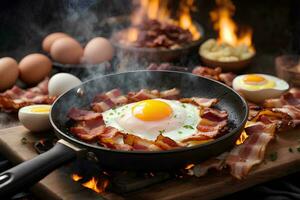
[{"x1": 0, "y1": 126, "x2": 299, "y2": 200}]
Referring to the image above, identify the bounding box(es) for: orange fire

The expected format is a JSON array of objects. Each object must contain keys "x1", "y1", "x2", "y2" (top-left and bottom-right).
[
  {"x1": 185, "y1": 163, "x2": 195, "y2": 170},
  {"x1": 128, "y1": 0, "x2": 201, "y2": 41},
  {"x1": 72, "y1": 174, "x2": 109, "y2": 194},
  {"x1": 72, "y1": 174, "x2": 83, "y2": 181},
  {"x1": 236, "y1": 130, "x2": 249, "y2": 145},
  {"x1": 210, "y1": 0, "x2": 254, "y2": 50}
]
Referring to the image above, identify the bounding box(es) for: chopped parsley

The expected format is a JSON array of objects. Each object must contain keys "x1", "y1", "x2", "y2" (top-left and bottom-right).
[
  {"x1": 269, "y1": 152, "x2": 278, "y2": 161},
  {"x1": 178, "y1": 131, "x2": 183, "y2": 134},
  {"x1": 174, "y1": 115, "x2": 177, "y2": 118},
  {"x1": 289, "y1": 147, "x2": 294, "y2": 153},
  {"x1": 183, "y1": 125, "x2": 194, "y2": 129},
  {"x1": 120, "y1": 114, "x2": 125, "y2": 118},
  {"x1": 181, "y1": 104, "x2": 186, "y2": 108},
  {"x1": 159, "y1": 130, "x2": 166, "y2": 134},
  {"x1": 109, "y1": 113, "x2": 114, "y2": 116}
]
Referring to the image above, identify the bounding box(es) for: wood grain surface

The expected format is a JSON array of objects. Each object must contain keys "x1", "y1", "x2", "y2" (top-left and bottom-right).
[{"x1": 0, "y1": 126, "x2": 299, "y2": 200}]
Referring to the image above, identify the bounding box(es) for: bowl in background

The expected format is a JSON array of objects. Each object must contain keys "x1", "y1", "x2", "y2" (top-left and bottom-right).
[{"x1": 275, "y1": 55, "x2": 300, "y2": 87}]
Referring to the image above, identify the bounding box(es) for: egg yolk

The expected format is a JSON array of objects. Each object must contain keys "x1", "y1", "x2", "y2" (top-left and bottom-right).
[
  {"x1": 132, "y1": 99, "x2": 173, "y2": 121},
  {"x1": 30, "y1": 106, "x2": 51, "y2": 113},
  {"x1": 243, "y1": 74, "x2": 266, "y2": 85}
]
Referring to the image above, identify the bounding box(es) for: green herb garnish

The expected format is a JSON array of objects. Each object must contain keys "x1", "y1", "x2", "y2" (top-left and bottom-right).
[
  {"x1": 178, "y1": 131, "x2": 183, "y2": 134},
  {"x1": 183, "y1": 125, "x2": 194, "y2": 129},
  {"x1": 181, "y1": 104, "x2": 186, "y2": 108},
  {"x1": 174, "y1": 115, "x2": 177, "y2": 118},
  {"x1": 159, "y1": 130, "x2": 166, "y2": 134},
  {"x1": 269, "y1": 152, "x2": 278, "y2": 161}
]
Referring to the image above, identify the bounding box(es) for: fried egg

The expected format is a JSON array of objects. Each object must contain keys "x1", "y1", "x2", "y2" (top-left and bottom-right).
[
  {"x1": 232, "y1": 74, "x2": 289, "y2": 103},
  {"x1": 102, "y1": 99, "x2": 200, "y2": 142}
]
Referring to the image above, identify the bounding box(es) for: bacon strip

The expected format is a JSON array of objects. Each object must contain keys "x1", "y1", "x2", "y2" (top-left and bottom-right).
[
  {"x1": 225, "y1": 122, "x2": 276, "y2": 179},
  {"x1": 127, "y1": 89, "x2": 159, "y2": 102},
  {"x1": 155, "y1": 134, "x2": 182, "y2": 150},
  {"x1": 91, "y1": 89, "x2": 128, "y2": 112},
  {"x1": 180, "y1": 97, "x2": 218, "y2": 108},
  {"x1": 264, "y1": 88, "x2": 300, "y2": 108},
  {"x1": 68, "y1": 108, "x2": 102, "y2": 121},
  {"x1": 192, "y1": 66, "x2": 236, "y2": 86},
  {"x1": 272, "y1": 105, "x2": 300, "y2": 127},
  {"x1": 159, "y1": 88, "x2": 180, "y2": 100},
  {"x1": 0, "y1": 78, "x2": 55, "y2": 111},
  {"x1": 69, "y1": 117, "x2": 106, "y2": 141},
  {"x1": 124, "y1": 134, "x2": 161, "y2": 151}
]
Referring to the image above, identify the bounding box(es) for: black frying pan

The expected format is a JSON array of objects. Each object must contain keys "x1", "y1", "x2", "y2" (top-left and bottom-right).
[{"x1": 0, "y1": 70, "x2": 248, "y2": 197}]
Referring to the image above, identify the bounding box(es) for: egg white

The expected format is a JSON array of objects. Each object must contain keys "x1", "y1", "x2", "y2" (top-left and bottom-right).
[
  {"x1": 232, "y1": 74, "x2": 289, "y2": 103},
  {"x1": 102, "y1": 99, "x2": 200, "y2": 142},
  {"x1": 18, "y1": 105, "x2": 52, "y2": 132}
]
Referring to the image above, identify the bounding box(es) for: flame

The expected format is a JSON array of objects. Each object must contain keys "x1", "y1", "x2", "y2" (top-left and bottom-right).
[
  {"x1": 210, "y1": 0, "x2": 254, "y2": 49},
  {"x1": 185, "y1": 164, "x2": 195, "y2": 170},
  {"x1": 179, "y1": 0, "x2": 200, "y2": 40},
  {"x1": 128, "y1": 0, "x2": 201, "y2": 42},
  {"x1": 236, "y1": 130, "x2": 249, "y2": 145},
  {"x1": 127, "y1": 28, "x2": 139, "y2": 42},
  {"x1": 72, "y1": 174, "x2": 83, "y2": 181},
  {"x1": 82, "y1": 177, "x2": 109, "y2": 194}
]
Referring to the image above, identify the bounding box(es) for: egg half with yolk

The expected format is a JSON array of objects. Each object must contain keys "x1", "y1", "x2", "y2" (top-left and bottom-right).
[
  {"x1": 18, "y1": 105, "x2": 52, "y2": 132},
  {"x1": 232, "y1": 74, "x2": 289, "y2": 103},
  {"x1": 102, "y1": 99, "x2": 200, "y2": 142}
]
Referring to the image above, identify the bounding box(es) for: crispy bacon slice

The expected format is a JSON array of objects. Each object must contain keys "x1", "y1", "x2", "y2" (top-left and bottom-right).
[
  {"x1": 68, "y1": 108, "x2": 102, "y2": 121},
  {"x1": 91, "y1": 89, "x2": 128, "y2": 112},
  {"x1": 264, "y1": 88, "x2": 300, "y2": 108},
  {"x1": 192, "y1": 66, "x2": 221, "y2": 81},
  {"x1": 159, "y1": 88, "x2": 180, "y2": 100},
  {"x1": 127, "y1": 89, "x2": 159, "y2": 102},
  {"x1": 69, "y1": 117, "x2": 106, "y2": 141},
  {"x1": 225, "y1": 122, "x2": 276, "y2": 179},
  {"x1": 192, "y1": 66, "x2": 236, "y2": 86},
  {"x1": 180, "y1": 97, "x2": 218, "y2": 108},
  {"x1": 0, "y1": 78, "x2": 55, "y2": 111},
  {"x1": 98, "y1": 127, "x2": 132, "y2": 150},
  {"x1": 147, "y1": 63, "x2": 188, "y2": 72},
  {"x1": 272, "y1": 105, "x2": 300, "y2": 127},
  {"x1": 182, "y1": 108, "x2": 228, "y2": 143},
  {"x1": 219, "y1": 72, "x2": 236, "y2": 87},
  {"x1": 250, "y1": 109, "x2": 293, "y2": 131},
  {"x1": 123, "y1": 134, "x2": 161, "y2": 151},
  {"x1": 155, "y1": 134, "x2": 182, "y2": 150}
]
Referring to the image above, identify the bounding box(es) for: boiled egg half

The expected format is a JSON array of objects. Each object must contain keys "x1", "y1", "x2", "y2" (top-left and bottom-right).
[
  {"x1": 232, "y1": 74, "x2": 289, "y2": 103},
  {"x1": 18, "y1": 105, "x2": 52, "y2": 132}
]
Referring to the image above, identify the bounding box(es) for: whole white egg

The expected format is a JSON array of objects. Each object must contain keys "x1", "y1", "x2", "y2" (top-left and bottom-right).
[
  {"x1": 18, "y1": 105, "x2": 52, "y2": 132},
  {"x1": 48, "y1": 73, "x2": 82, "y2": 97}
]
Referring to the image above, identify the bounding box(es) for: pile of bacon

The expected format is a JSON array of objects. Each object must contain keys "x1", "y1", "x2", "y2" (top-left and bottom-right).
[
  {"x1": 185, "y1": 66, "x2": 300, "y2": 179},
  {"x1": 116, "y1": 19, "x2": 193, "y2": 49},
  {"x1": 0, "y1": 78, "x2": 56, "y2": 112},
  {"x1": 67, "y1": 88, "x2": 229, "y2": 151}
]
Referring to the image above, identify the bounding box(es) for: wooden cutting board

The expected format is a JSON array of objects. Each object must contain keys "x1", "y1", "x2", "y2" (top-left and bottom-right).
[{"x1": 0, "y1": 126, "x2": 300, "y2": 200}]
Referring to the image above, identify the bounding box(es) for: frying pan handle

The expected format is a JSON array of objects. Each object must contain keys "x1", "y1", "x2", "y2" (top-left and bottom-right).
[{"x1": 0, "y1": 142, "x2": 76, "y2": 198}]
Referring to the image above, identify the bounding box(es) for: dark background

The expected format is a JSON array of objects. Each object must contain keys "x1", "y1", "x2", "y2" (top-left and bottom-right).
[{"x1": 0, "y1": 0, "x2": 299, "y2": 61}]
